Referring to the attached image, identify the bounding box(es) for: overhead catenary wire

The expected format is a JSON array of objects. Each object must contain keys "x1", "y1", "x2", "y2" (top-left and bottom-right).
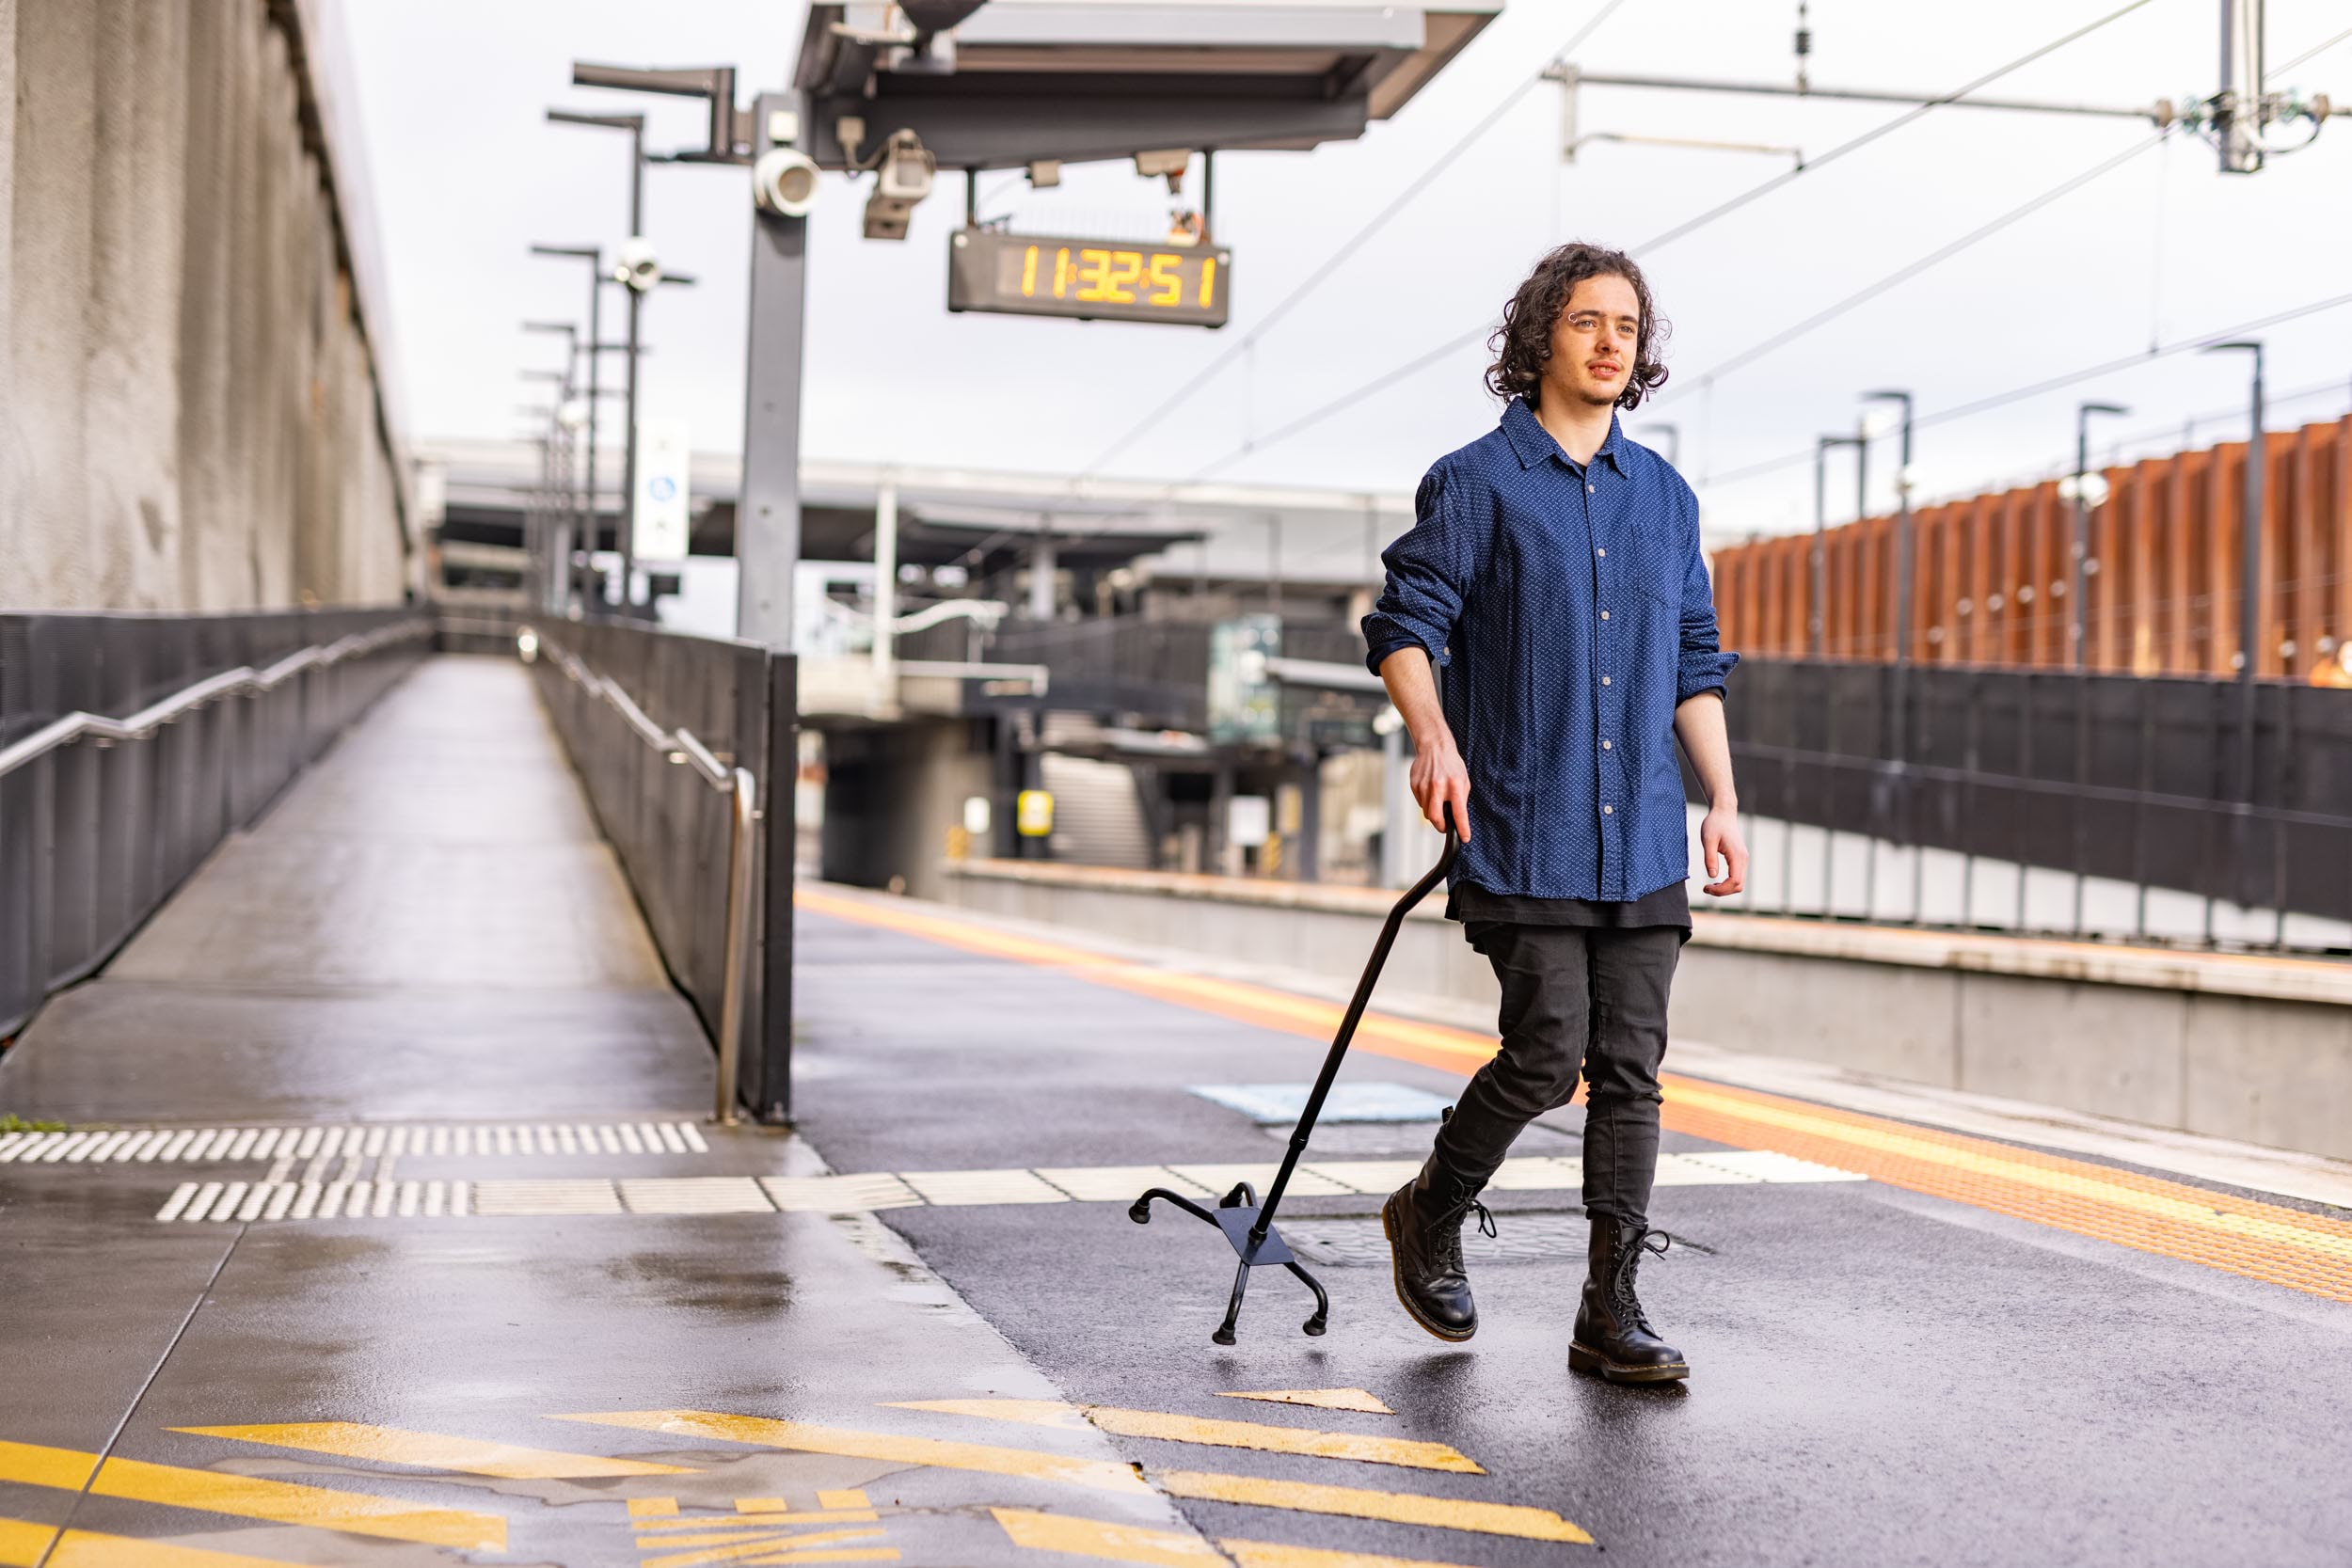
[
  {"x1": 1692, "y1": 285, "x2": 2352, "y2": 494},
  {"x1": 1671, "y1": 129, "x2": 2170, "y2": 401},
  {"x1": 1111, "y1": 0, "x2": 2171, "y2": 499},
  {"x1": 2269, "y1": 22, "x2": 2352, "y2": 79},
  {"x1": 1077, "y1": 0, "x2": 1639, "y2": 480}
]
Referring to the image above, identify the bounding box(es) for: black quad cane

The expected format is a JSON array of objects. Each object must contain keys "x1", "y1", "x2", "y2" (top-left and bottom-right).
[{"x1": 1131, "y1": 802, "x2": 1463, "y2": 1344}]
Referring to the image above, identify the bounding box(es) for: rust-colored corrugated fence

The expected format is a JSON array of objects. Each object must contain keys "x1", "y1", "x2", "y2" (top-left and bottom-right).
[{"x1": 1712, "y1": 416, "x2": 2352, "y2": 681}]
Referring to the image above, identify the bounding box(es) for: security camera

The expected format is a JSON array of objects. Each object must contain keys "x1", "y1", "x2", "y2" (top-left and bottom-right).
[
  {"x1": 862, "y1": 130, "x2": 935, "y2": 241},
  {"x1": 613, "y1": 237, "x2": 660, "y2": 293},
  {"x1": 753, "y1": 147, "x2": 820, "y2": 218}
]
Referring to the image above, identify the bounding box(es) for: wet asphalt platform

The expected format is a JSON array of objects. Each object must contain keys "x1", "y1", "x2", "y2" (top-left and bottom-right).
[{"x1": 3, "y1": 655, "x2": 2350, "y2": 1568}]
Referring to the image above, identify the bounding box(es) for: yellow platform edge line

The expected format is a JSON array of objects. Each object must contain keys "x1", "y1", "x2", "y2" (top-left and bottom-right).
[
  {"x1": 794, "y1": 883, "x2": 2352, "y2": 1293},
  {"x1": 886, "y1": 1401, "x2": 1480, "y2": 1474}
]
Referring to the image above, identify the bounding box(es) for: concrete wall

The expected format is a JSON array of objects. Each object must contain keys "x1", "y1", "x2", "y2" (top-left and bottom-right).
[
  {"x1": 819, "y1": 720, "x2": 992, "y2": 903},
  {"x1": 0, "y1": 0, "x2": 412, "y2": 612},
  {"x1": 941, "y1": 862, "x2": 2352, "y2": 1163}
]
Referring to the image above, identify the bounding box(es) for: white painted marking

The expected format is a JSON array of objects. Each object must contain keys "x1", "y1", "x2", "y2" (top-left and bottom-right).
[
  {"x1": 1169, "y1": 1164, "x2": 1354, "y2": 1198},
  {"x1": 317, "y1": 1180, "x2": 351, "y2": 1219},
  {"x1": 656, "y1": 1123, "x2": 688, "y2": 1154},
  {"x1": 1032, "y1": 1165, "x2": 1213, "y2": 1202},
  {"x1": 43, "y1": 1132, "x2": 94, "y2": 1163},
  {"x1": 1651, "y1": 1152, "x2": 1761, "y2": 1187},
  {"x1": 899, "y1": 1169, "x2": 1071, "y2": 1207},
  {"x1": 618, "y1": 1178, "x2": 774, "y2": 1214},
  {"x1": 636, "y1": 1122, "x2": 664, "y2": 1154},
  {"x1": 224, "y1": 1130, "x2": 259, "y2": 1161},
  {"x1": 249, "y1": 1129, "x2": 282, "y2": 1160},
  {"x1": 0, "y1": 1132, "x2": 25, "y2": 1161},
  {"x1": 397, "y1": 1180, "x2": 421, "y2": 1217},
  {"x1": 134, "y1": 1131, "x2": 170, "y2": 1162},
  {"x1": 471, "y1": 1180, "x2": 624, "y2": 1216},
  {"x1": 264, "y1": 1156, "x2": 294, "y2": 1184},
  {"x1": 315, "y1": 1128, "x2": 343, "y2": 1160},
  {"x1": 182, "y1": 1182, "x2": 223, "y2": 1223},
  {"x1": 539, "y1": 1126, "x2": 561, "y2": 1154},
  {"x1": 362, "y1": 1127, "x2": 387, "y2": 1157},
  {"x1": 450, "y1": 1180, "x2": 470, "y2": 1216},
  {"x1": 596, "y1": 1126, "x2": 621, "y2": 1154},
  {"x1": 156, "y1": 1183, "x2": 199, "y2": 1222},
  {"x1": 79, "y1": 1132, "x2": 128, "y2": 1163},
  {"x1": 300, "y1": 1154, "x2": 330, "y2": 1183},
  {"x1": 291, "y1": 1181, "x2": 323, "y2": 1220},
  {"x1": 210, "y1": 1181, "x2": 249, "y2": 1221},
  {"x1": 389, "y1": 1127, "x2": 411, "y2": 1157},
  {"x1": 430, "y1": 1127, "x2": 451, "y2": 1156},
  {"x1": 346, "y1": 1180, "x2": 374, "y2": 1217},
  {"x1": 371, "y1": 1180, "x2": 396, "y2": 1217},
  {"x1": 678, "y1": 1123, "x2": 709, "y2": 1154},
  {"x1": 376, "y1": 1155, "x2": 399, "y2": 1186},
  {"x1": 1682, "y1": 1148, "x2": 1868, "y2": 1183},
  {"x1": 618, "y1": 1124, "x2": 645, "y2": 1154},
  {"x1": 423, "y1": 1180, "x2": 447, "y2": 1217},
  {"x1": 557, "y1": 1125, "x2": 580, "y2": 1154},
  {"x1": 293, "y1": 1128, "x2": 322, "y2": 1158},
  {"x1": 1487, "y1": 1156, "x2": 1585, "y2": 1192},
  {"x1": 759, "y1": 1173, "x2": 924, "y2": 1212},
  {"x1": 185, "y1": 1130, "x2": 224, "y2": 1161},
  {"x1": 262, "y1": 1183, "x2": 297, "y2": 1221},
  {"x1": 235, "y1": 1182, "x2": 273, "y2": 1221},
  {"x1": 1300, "y1": 1160, "x2": 1424, "y2": 1196}
]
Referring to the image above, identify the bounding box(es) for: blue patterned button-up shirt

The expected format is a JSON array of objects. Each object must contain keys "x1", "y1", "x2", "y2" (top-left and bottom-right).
[{"x1": 1361, "y1": 399, "x2": 1738, "y2": 901}]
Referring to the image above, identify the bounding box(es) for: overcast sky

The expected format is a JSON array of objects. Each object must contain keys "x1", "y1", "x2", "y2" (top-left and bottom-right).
[{"x1": 341, "y1": 0, "x2": 2352, "y2": 540}]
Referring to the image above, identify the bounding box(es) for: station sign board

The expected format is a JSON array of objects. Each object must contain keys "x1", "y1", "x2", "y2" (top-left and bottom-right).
[{"x1": 948, "y1": 229, "x2": 1232, "y2": 328}]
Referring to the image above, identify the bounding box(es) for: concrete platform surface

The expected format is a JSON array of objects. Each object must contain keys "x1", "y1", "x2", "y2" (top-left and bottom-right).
[{"x1": 4, "y1": 656, "x2": 2350, "y2": 1568}]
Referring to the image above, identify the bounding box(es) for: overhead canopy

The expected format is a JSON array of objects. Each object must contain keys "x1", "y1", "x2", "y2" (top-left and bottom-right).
[{"x1": 792, "y1": 1, "x2": 1502, "y2": 166}]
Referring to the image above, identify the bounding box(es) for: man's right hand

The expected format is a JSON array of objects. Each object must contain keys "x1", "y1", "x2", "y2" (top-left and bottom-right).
[{"x1": 1408, "y1": 731, "x2": 1471, "y2": 842}]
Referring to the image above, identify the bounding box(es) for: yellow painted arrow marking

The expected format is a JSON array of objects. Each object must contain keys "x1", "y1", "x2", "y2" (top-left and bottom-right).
[
  {"x1": 1216, "y1": 1390, "x2": 1392, "y2": 1417},
  {"x1": 889, "y1": 1402, "x2": 1479, "y2": 1474},
  {"x1": 1158, "y1": 1472, "x2": 1591, "y2": 1545},
  {"x1": 0, "y1": 1515, "x2": 331, "y2": 1568},
  {"x1": 0, "y1": 1440, "x2": 505, "y2": 1552},
  {"x1": 174, "y1": 1420, "x2": 692, "y2": 1478},
  {"x1": 550, "y1": 1411, "x2": 1152, "y2": 1497}
]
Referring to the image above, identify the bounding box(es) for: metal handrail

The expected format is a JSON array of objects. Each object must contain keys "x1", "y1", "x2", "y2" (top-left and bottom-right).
[
  {"x1": 0, "y1": 618, "x2": 434, "y2": 782},
  {"x1": 535, "y1": 634, "x2": 759, "y2": 1126}
]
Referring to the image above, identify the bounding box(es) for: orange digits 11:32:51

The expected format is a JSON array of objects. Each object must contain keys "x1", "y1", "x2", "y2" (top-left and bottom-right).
[{"x1": 1018, "y1": 244, "x2": 1213, "y2": 309}]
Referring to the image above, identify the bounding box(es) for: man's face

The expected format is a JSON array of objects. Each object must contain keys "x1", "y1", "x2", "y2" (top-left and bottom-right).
[{"x1": 1542, "y1": 273, "x2": 1642, "y2": 410}]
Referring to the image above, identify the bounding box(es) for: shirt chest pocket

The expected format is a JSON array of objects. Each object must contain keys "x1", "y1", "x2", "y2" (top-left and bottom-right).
[{"x1": 1615, "y1": 523, "x2": 1681, "y2": 608}]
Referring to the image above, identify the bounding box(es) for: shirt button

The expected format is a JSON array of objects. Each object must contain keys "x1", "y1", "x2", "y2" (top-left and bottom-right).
[
  {"x1": 1599, "y1": 610, "x2": 1610, "y2": 621},
  {"x1": 1595, "y1": 547, "x2": 1605, "y2": 557},
  {"x1": 1601, "y1": 740, "x2": 1612, "y2": 750},
  {"x1": 1601, "y1": 675, "x2": 1611, "y2": 686},
  {"x1": 1587, "y1": 483, "x2": 1597, "y2": 494},
  {"x1": 1602, "y1": 804, "x2": 1613, "y2": 815}
]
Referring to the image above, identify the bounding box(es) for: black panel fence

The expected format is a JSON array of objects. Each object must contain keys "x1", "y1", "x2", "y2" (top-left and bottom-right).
[
  {"x1": 0, "y1": 608, "x2": 431, "y2": 1038},
  {"x1": 527, "y1": 617, "x2": 800, "y2": 1121},
  {"x1": 1717, "y1": 659, "x2": 2352, "y2": 951}
]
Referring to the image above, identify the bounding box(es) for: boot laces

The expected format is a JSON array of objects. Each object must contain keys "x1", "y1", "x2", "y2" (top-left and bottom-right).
[
  {"x1": 1611, "y1": 1227, "x2": 1672, "y2": 1330},
  {"x1": 1432, "y1": 1196, "x2": 1497, "y2": 1275}
]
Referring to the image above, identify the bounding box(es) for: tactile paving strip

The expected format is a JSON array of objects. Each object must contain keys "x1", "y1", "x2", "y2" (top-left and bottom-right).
[{"x1": 0, "y1": 1122, "x2": 708, "y2": 1165}]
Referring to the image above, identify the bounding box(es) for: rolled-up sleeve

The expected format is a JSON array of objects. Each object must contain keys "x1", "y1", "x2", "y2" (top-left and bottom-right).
[
  {"x1": 1676, "y1": 514, "x2": 1739, "y2": 704},
  {"x1": 1361, "y1": 467, "x2": 1484, "y2": 676}
]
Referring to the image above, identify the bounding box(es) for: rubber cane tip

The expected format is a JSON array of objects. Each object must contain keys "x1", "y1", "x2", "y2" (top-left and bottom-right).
[
  {"x1": 1303, "y1": 1318, "x2": 1327, "y2": 1337},
  {"x1": 1128, "y1": 1202, "x2": 1152, "y2": 1224},
  {"x1": 1212, "y1": 1328, "x2": 1238, "y2": 1346}
]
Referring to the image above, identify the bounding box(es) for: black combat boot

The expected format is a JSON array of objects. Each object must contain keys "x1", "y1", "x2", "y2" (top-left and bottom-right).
[
  {"x1": 1569, "y1": 1220, "x2": 1689, "y2": 1384},
  {"x1": 1381, "y1": 1158, "x2": 1496, "y2": 1342}
]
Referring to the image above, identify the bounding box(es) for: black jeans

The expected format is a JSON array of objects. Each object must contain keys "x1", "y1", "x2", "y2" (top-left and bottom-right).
[{"x1": 1431, "y1": 922, "x2": 1683, "y2": 1227}]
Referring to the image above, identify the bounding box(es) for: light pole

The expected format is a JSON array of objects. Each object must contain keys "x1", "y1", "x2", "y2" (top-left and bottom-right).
[
  {"x1": 547, "y1": 109, "x2": 655, "y2": 610},
  {"x1": 523, "y1": 322, "x2": 580, "y2": 610},
  {"x1": 1863, "y1": 390, "x2": 1914, "y2": 921},
  {"x1": 1812, "y1": 435, "x2": 1862, "y2": 657},
  {"x1": 530, "y1": 245, "x2": 607, "y2": 608},
  {"x1": 2070, "y1": 402, "x2": 2131, "y2": 669},
  {"x1": 2201, "y1": 340, "x2": 2265, "y2": 792}
]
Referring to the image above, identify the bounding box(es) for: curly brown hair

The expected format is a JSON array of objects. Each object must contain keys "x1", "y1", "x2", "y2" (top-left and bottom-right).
[{"x1": 1485, "y1": 242, "x2": 1670, "y2": 412}]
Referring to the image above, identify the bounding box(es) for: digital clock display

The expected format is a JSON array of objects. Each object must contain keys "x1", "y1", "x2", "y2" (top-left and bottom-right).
[{"x1": 947, "y1": 229, "x2": 1232, "y2": 328}]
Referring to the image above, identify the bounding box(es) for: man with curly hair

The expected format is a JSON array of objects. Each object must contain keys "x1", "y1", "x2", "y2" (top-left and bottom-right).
[{"x1": 1361, "y1": 242, "x2": 1747, "y2": 1384}]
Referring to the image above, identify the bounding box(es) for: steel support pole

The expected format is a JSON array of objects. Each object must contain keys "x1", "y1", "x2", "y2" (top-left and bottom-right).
[
  {"x1": 872, "y1": 477, "x2": 898, "y2": 700},
  {"x1": 737, "y1": 92, "x2": 812, "y2": 647},
  {"x1": 2241, "y1": 343, "x2": 2265, "y2": 796},
  {"x1": 620, "y1": 120, "x2": 646, "y2": 610},
  {"x1": 583, "y1": 265, "x2": 602, "y2": 607}
]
